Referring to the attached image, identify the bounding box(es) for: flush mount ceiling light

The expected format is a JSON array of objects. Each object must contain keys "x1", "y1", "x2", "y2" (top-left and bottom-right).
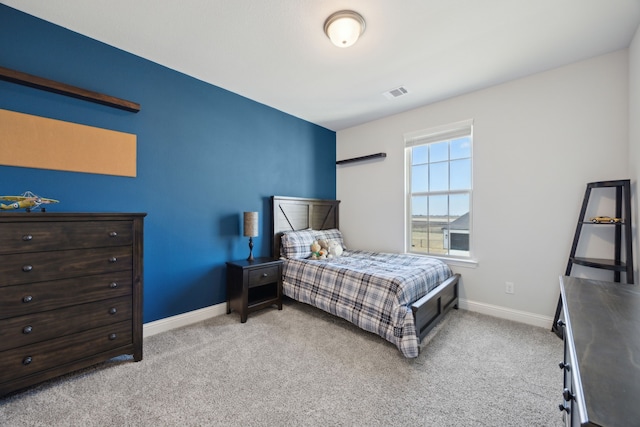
[{"x1": 323, "y1": 10, "x2": 366, "y2": 48}]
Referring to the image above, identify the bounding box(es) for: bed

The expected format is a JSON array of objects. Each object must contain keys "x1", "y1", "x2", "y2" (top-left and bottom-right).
[{"x1": 271, "y1": 196, "x2": 460, "y2": 358}]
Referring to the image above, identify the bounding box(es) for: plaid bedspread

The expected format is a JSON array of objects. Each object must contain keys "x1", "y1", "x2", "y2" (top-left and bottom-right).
[{"x1": 282, "y1": 250, "x2": 453, "y2": 358}]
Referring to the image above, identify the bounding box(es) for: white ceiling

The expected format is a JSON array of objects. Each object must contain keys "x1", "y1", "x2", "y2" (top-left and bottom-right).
[{"x1": 3, "y1": 0, "x2": 640, "y2": 131}]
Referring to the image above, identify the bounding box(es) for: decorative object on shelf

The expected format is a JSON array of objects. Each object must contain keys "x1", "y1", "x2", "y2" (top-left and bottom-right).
[
  {"x1": 323, "y1": 10, "x2": 366, "y2": 48},
  {"x1": 243, "y1": 211, "x2": 259, "y2": 261},
  {"x1": 589, "y1": 216, "x2": 623, "y2": 223},
  {"x1": 0, "y1": 66, "x2": 140, "y2": 112},
  {"x1": 336, "y1": 152, "x2": 386, "y2": 165},
  {"x1": 0, "y1": 191, "x2": 59, "y2": 212}
]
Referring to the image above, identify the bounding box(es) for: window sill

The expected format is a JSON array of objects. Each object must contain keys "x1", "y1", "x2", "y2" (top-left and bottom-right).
[
  {"x1": 406, "y1": 250, "x2": 478, "y2": 268},
  {"x1": 427, "y1": 255, "x2": 478, "y2": 269}
]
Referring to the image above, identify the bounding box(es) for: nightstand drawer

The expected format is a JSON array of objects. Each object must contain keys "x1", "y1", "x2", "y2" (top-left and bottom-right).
[{"x1": 248, "y1": 265, "x2": 280, "y2": 287}]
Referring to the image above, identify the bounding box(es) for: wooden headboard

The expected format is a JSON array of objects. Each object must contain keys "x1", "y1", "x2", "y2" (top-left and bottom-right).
[{"x1": 271, "y1": 196, "x2": 340, "y2": 258}]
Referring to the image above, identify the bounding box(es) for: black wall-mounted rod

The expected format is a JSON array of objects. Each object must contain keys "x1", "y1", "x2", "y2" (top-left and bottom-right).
[{"x1": 336, "y1": 152, "x2": 386, "y2": 165}]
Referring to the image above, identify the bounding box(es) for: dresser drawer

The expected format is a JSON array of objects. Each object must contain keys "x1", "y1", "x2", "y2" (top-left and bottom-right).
[
  {"x1": 0, "y1": 296, "x2": 132, "y2": 351},
  {"x1": 0, "y1": 220, "x2": 133, "y2": 254},
  {"x1": 0, "y1": 321, "x2": 132, "y2": 384},
  {"x1": 248, "y1": 265, "x2": 280, "y2": 288},
  {"x1": 0, "y1": 271, "x2": 132, "y2": 319},
  {"x1": 0, "y1": 247, "x2": 133, "y2": 287}
]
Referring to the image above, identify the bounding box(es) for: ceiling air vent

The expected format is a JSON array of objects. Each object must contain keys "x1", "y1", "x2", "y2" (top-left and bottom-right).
[{"x1": 383, "y1": 85, "x2": 409, "y2": 100}]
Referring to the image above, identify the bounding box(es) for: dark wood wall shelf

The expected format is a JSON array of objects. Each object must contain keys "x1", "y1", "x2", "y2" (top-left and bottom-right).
[
  {"x1": 336, "y1": 152, "x2": 386, "y2": 165},
  {"x1": 0, "y1": 66, "x2": 140, "y2": 113}
]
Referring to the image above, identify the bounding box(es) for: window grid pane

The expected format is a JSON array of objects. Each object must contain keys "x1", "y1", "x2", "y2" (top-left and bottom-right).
[
  {"x1": 450, "y1": 136, "x2": 471, "y2": 160},
  {"x1": 411, "y1": 164, "x2": 428, "y2": 193},
  {"x1": 429, "y1": 162, "x2": 448, "y2": 192},
  {"x1": 450, "y1": 159, "x2": 471, "y2": 190}
]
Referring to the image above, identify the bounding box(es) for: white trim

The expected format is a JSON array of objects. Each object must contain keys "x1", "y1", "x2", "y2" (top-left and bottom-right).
[
  {"x1": 142, "y1": 298, "x2": 553, "y2": 338},
  {"x1": 442, "y1": 257, "x2": 478, "y2": 268},
  {"x1": 143, "y1": 303, "x2": 226, "y2": 338},
  {"x1": 403, "y1": 118, "x2": 474, "y2": 146},
  {"x1": 458, "y1": 298, "x2": 553, "y2": 329}
]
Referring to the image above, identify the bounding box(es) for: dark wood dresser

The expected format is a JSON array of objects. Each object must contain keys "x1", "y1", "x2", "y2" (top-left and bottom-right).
[
  {"x1": 558, "y1": 276, "x2": 640, "y2": 426},
  {"x1": 0, "y1": 212, "x2": 145, "y2": 396}
]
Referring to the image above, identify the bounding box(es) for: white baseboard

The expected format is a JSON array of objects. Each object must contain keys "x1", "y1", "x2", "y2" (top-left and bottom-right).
[
  {"x1": 143, "y1": 303, "x2": 227, "y2": 338},
  {"x1": 458, "y1": 298, "x2": 553, "y2": 329},
  {"x1": 143, "y1": 298, "x2": 554, "y2": 338}
]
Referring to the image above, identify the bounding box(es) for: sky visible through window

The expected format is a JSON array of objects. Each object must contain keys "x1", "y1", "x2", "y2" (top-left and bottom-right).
[{"x1": 411, "y1": 136, "x2": 471, "y2": 217}]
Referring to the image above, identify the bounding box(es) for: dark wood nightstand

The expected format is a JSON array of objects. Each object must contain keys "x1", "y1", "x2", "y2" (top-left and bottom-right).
[{"x1": 226, "y1": 257, "x2": 283, "y2": 323}]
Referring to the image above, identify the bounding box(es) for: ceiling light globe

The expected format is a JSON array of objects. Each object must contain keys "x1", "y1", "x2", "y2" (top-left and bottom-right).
[
  {"x1": 328, "y1": 17, "x2": 360, "y2": 47},
  {"x1": 324, "y1": 10, "x2": 365, "y2": 48}
]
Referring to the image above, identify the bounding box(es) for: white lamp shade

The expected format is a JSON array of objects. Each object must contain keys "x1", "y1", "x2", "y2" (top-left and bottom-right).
[
  {"x1": 324, "y1": 11, "x2": 365, "y2": 48},
  {"x1": 243, "y1": 212, "x2": 259, "y2": 237}
]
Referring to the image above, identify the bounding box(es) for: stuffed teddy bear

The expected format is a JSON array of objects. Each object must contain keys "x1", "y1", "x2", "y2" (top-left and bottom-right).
[
  {"x1": 328, "y1": 241, "x2": 343, "y2": 258},
  {"x1": 311, "y1": 240, "x2": 332, "y2": 260},
  {"x1": 316, "y1": 239, "x2": 343, "y2": 259},
  {"x1": 310, "y1": 240, "x2": 322, "y2": 259}
]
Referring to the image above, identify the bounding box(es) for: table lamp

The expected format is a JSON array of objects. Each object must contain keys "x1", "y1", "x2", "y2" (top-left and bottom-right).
[{"x1": 243, "y1": 211, "x2": 258, "y2": 261}]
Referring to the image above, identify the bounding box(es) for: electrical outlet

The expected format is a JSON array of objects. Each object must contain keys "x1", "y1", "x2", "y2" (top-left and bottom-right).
[{"x1": 505, "y1": 282, "x2": 515, "y2": 294}]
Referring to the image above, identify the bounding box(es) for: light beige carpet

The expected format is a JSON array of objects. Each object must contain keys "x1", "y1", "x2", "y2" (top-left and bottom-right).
[{"x1": 0, "y1": 301, "x2": 564, "y2": 426}]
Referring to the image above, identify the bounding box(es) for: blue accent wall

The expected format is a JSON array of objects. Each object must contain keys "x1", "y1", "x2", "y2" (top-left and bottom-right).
[{"x1": 0, "y1": 5, "x2": 336, "y2": 323}]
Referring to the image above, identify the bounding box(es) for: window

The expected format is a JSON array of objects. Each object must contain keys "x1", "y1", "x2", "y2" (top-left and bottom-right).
[{"x1": 404, "y1": 120, "x2": 473, "y2": 258}]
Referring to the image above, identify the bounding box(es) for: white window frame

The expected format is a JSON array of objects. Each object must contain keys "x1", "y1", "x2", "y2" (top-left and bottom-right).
[{"x1": 404, "y1": 119, "x2": 474, "y2": 263}]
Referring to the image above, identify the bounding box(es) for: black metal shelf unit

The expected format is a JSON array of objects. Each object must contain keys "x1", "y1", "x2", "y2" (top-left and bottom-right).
[{"x1": 551, "y1": 179, "x2": 634, "y2": 337}]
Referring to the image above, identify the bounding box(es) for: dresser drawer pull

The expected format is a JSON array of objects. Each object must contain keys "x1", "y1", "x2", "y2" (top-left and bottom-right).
[
  {"x1": 22, "y1": 234, "x2": 33, "y2": 241},
  {"x1": 109, "y1": 307, "x2": 117, "y2": 315},
  {"x1": 562, "y1": 388, "x2": 575, "y2": 402},
  {"x1": 108, "y1": 333, "x2": 117, "y2": 340},
  {"x1": 22, "y1": 356, "x2": 32, "y2": 366},
  {"x1": 109, "y1": 282, "x2": 118, "y2": 289},
  {"x1": 109, "y1": 231, "x2": 118, "y2": 237},
  {"x1": 22, "y1": 265, "x2": 33, "y2": 272},
  {"x1": 262, "y1": 273, "x2": 268, "y2": 277},
  {"x1": 22, "y1": 326, "x2": 33, "y2": 334},
  {"x1": 109, "y1": 257, "x2": 118, "y2": 263},
  {"x1": 22, "y1": 295, "x2": 33, "y2": 303}
]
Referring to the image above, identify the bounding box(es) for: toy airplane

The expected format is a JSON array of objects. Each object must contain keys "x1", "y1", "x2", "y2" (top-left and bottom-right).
[{"x1": 0, "y1": 191, "x2": 60, "y2": 212}]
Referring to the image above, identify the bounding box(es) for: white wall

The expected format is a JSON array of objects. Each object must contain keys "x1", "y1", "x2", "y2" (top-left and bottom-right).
[{"x1": 337, "y1": 51, "x2": 629, "y2": 326}]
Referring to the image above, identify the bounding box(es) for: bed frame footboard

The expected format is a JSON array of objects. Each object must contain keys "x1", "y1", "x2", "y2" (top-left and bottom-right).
[{"x1": 411, "y1": 273, "x2": 460, "y2": 342}]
